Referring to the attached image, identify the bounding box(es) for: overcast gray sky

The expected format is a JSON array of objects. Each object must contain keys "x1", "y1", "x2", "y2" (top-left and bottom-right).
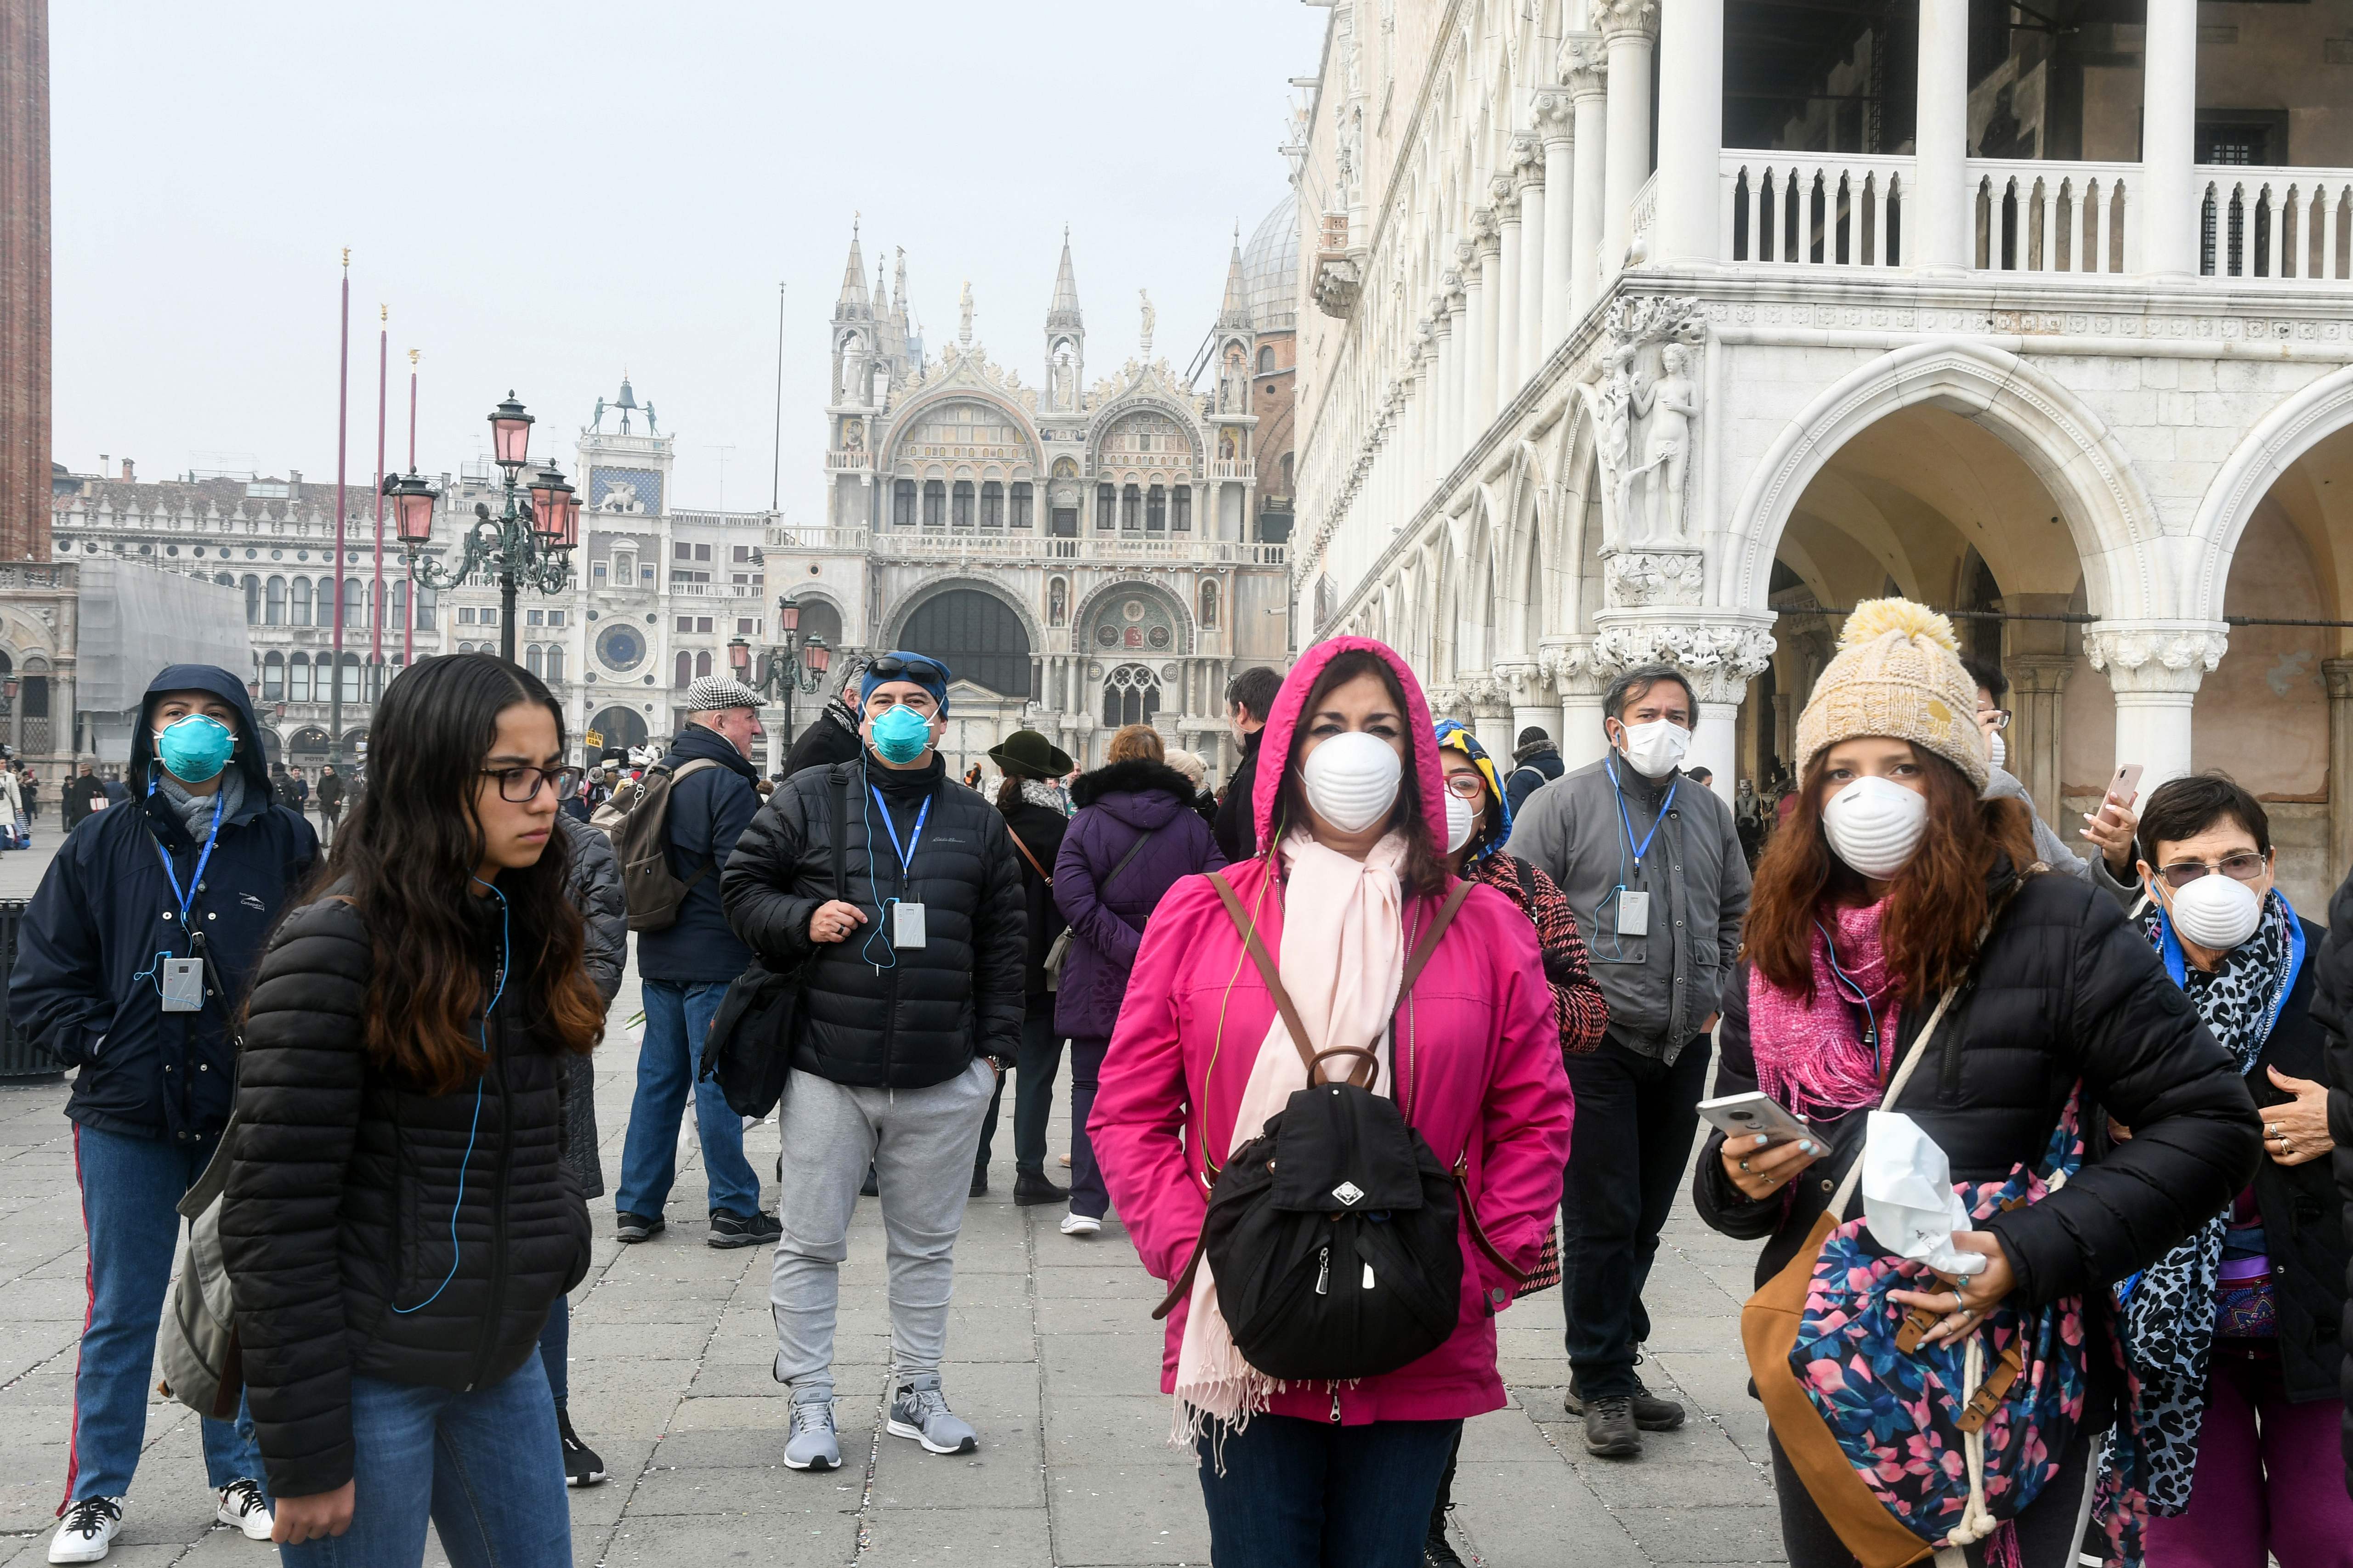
[{"x1": 51, "y1": 2, "x2": 1327, "y2": 516}]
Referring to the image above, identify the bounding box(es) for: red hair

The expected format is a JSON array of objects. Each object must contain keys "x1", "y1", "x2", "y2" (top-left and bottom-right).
[{"x1": 1745, "y1": 747, "x2": 2040, "y2": 1002}]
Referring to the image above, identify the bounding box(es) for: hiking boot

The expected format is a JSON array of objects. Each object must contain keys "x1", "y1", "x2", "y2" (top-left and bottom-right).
[
  {"x1": 49, "y1": 1497, "x2": 123, "y2": 1564},
  {"x1": 1013, "y1": 1171, "x2": 1070, "y2": 1206},
  {"x1": 215, "y1": 1479, "x2": 272, "y2": 1540},
  {"x1": 1059, "y1": 1211, "x2": 1101, "y2": 1237},
  {"x1": 707, "y1": 1210, "x2": 782, "y2": 1250},
  {"x1": 1423, "y1": 1517, "x2": 1467, "y2": 1568},
  {"x1": 888, "y1": 1373, "x2": 979, "y2": 1455},
  {"x1": 1581, "y1": 1394, "x2": 1642, "y2": 1458},
  {"x1": 783, "y1": 1396, "x2": 840, "y2": 1472},
  {"x1": 614, "y1": 1211, "x2": 665, "y2": 1244},
  {"x1": 1566, "y1": 1375, "x2": 1686, "y2": 1432},
  {"x1": 557, "y1": 1408, "x2": 606, "y2": 1487}
]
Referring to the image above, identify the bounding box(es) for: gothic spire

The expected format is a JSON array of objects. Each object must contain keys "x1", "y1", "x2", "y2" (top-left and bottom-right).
[
  {"x1": 1047, "y1": 225, "x2": 1083, "y2": 330},
  {"x1": 834, "y1": 218, "x2": 870, "y2": 317},
  {"x1": 1218, "y1": 220, "x2": 1252, "y2": 332}
]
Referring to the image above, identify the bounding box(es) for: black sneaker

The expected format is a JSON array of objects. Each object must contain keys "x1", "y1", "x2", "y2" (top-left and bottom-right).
[
  {"x1": 1582, "y1": 1394, "x2": 1642, "y2": 1458},
  {"x1": 970, "y1": 1166, "x2": 989, "y2": 1197},
  {"x1": 1012, "y1": 1171, "x2": 1070, "y2": 1206},
  {"x1": 614, "y1": 1211, "x2": 665, "y2": 1244},
  {"x1": 860, "y1": 1165, "x2": 880, "y2": 1198},
  {"x1": 708, "y1": 1210, "x2": 782, "y2": 1249},
  {"x1": 557, "y1": 1408, "x2": 607, "y2": 1487},
  {"x1": 1423, "y1": 1518, "x2": 1467, "y2": 1567},
  {"x1": 1566, "y1": 1375, "x2": 1686, "y2": 1432}
]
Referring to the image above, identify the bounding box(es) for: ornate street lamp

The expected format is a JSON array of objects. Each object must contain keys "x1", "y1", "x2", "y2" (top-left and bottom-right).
[
  {"x1": 387, "y1": 394, "x2": 574, "y2": 664},
  {"x1": 738, "y1": 594, "x2": 833, "y2": 753}
]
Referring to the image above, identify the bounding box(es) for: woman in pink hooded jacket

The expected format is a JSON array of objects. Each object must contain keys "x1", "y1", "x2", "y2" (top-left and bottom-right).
[{"x1": 1089, "y1": 639, "x2": 1572, "y2": 1566}]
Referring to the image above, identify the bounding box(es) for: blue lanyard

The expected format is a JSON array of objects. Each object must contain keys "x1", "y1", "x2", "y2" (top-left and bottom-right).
[
  {"x1": 1606, "y1": 760, "x2": 1677, "y2": 874},
  {"x1": 147, "y1": 784, "x2": 223, "y2": 925},
  {"x1": 868, "y1": 787, "x2": 931, "y2": 882}
]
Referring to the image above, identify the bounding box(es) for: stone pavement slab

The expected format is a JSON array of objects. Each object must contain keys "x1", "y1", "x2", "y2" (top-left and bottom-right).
[{"x1": 0, "y1": 918, "x2": 1795, "y2": 1564}]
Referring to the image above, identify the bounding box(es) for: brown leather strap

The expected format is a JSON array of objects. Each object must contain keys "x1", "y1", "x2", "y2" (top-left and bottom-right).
[
  {"x1": 1007, "y1": 830, "x2": 1052, "y2": 885},
  {"x1": 1451, "y1": 1151, "x2": 1532, "y2": 1286},
  {"x1": 1209, "y1": 870, "x2": 1324, "y2": 1082},
  {"x1": 1152, "y1": 1240, "x2": 1205, "y2": 1320},
  {"x1": 1401, "y1": 878, "x2": 1474, "y2": 995}
]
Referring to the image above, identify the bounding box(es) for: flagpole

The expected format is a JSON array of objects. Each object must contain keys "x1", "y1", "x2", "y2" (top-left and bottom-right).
[
  {"x1": 406, "y1": 349, "x2": 418, "y2": 666},
  {"x1": 373, "y1": 307, "x2": 387, "y2": 677},
  {"x1": 330, "y1": 251, "x2": 350, "y2": 774},
  {"x1": 770, "y1": 281, "x2": 786, "y2": 514}
]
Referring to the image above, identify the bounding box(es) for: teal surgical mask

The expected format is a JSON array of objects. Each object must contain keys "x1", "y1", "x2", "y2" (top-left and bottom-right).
[
  {"x1": 155, "y1": 714, "x2": 236, "y2": 783},
  {"x1": 869, "y1": 704, "x2": 934, "y2": 764}
]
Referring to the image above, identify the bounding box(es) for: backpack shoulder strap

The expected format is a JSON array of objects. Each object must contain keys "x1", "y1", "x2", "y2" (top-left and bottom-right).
[
  {"x1": 1208, "y1": 870, "x2": 1319, "y2": 1081},
  {"x1": 1400, "y1": 878, "x2": 1476, "y2": 996},
  {"x1": 830, "y1": 766, "x2": 850, "y2": 901},
  {"x1": 1102, "y1": 825, "x2": 1158, "y2": 892}
]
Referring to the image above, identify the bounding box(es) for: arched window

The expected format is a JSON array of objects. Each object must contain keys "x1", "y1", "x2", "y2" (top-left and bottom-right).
[
  {"x1": 1009, "y1": 481, "x2": 1032, "y2": 529},
  {"x1": 526, "y1": 645, "x2": 544, "y2": 678},
  {"x1": 1095, "y1": 484, "x2": 1117, "y2": 531},
  {"x1": 339, "y1": 653, "x2": 362, "y2": 703},
  {"x1": 922, "y1": 479, "x2": 946, "y2": 528},
  {"x1": 900, "y1": 588, "x2": 1034, "y2": 698},
  {"x1": 1101, "y1": 663, "x2": 1162, "y2": 728},
  {"x1": 1121, "y1": 484, "x2": 1142, "y2": 532},
  {"x1": 214, "y1": 572, "x2": 233, "y2": 589},
  {"x1": 414, "y1": 583, "x2": 437, "y2": 628},
  {"x1": 951, "y1": 480, "x2": 975, "y2": 529},
  {"x1": 289, "y1": 653, "x2": 312, "y2": 703},
  {"x1": 1199, "y1": 579, "x2": 1219, "y2": 629},
  {"x1": 265, "y1": 576, "x2": 286, "y2": 625},
  {"x1": 262, "y1": 652, "x2": 285, "y2": 701},
  {"x1": 980, "y1": 481, "x2": 1003, "y2": 528},
  {"x1": 244, "y1": 576, "x2": 261, "y2": 623},
  {"x1": 1258, "y1": 345, "x2": 1275, "y2": 374},
  {"x1": 1280, "y1": 453, "x2": 1294, "y2": 494},
  {"x1": 365, "y1": 659, "x2": 385, "y2": 701},
  {"x1": 674, "y1": 651, "x2": 692, "y2": 689},
  {"x1": 390, "y1": 580, "x2": 407, "y2": 627},
  {"x1": 1146, "y1": 485, "x2": 1166, "y2": 533},
  {"x1": 695, "y1": 651, "x2": 713, "y2": 679},
  {"x1": 1172, "y1": 485, "x2": 1192, "y2": 532},
  {"x1": 894, "y1": 478, "x2": 917, "y2": 527},
  {"x1": 545, "y1": 645, "x2": 565, "y2": 682},
  {"x1": 344, "y1": 577, "x2": 365, "y2": 627},
  {"x1": 291, "y1": 577, "x2": 312, "y2": 626}
]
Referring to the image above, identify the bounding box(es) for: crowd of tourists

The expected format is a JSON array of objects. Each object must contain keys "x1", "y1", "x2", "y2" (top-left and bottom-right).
[{"x1": 9, "y1": 597, "x2": 2348, "y2": 1568}]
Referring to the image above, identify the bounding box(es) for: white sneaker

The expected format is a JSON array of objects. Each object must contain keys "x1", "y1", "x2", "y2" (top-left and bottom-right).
[
  {"x1": 49, "y1": 1497, "x2": 124, "y2": 1563},
  {"x1": 216, "y1": 1479, "x2": 273, "y2": 1541},
  {"x1": 1059, "y1": 1211, "x2": 1101, "y2": 1237}
]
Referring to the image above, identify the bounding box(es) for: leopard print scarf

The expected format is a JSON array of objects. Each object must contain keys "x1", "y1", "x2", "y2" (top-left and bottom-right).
[{"x1": 2112, "y1": 889, "x2": 2293, "y2": 1513}]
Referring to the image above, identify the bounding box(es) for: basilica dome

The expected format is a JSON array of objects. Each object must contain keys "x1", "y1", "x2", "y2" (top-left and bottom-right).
[{"x1": 1241, "y1": 192, "x2": 1299, "y2": 335}]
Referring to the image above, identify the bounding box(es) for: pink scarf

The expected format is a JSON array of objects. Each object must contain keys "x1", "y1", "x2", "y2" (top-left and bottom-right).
[
  {"x1": 1174, "y1": 828, "x2": 1408, "y2": 1452},
  {"x1": 1749, "y1": 900, "x2": 1905, "y2": 1121}
]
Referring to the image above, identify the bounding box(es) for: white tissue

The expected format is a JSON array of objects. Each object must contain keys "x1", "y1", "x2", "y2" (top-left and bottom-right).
[{"x1": 1860, "y1": 1110, "x2": 1986, "y2": 1276}]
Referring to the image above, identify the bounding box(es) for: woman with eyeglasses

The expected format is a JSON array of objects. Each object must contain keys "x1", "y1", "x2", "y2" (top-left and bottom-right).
[
  {"x1": 1422, "y1": 720, "x2": 1605, "y2": 1567},
  {"x1": 2099, "y1": 774, "x2": 2350, "y2": 1565},
  {"x1": 221, "y1": 654, "x2": 602, "y2": 1565},
  {"x1": 1692, "y1": 602, "x2": 2258, "y2": 1567}
]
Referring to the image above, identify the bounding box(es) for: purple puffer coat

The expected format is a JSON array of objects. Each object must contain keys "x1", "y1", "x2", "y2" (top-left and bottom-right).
[{"x1": 1051, "y1": 759, "x2": 1226, "y2": 1041}]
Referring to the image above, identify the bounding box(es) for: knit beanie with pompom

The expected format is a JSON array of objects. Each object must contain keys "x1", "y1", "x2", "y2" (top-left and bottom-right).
[{"x1": 1793, "y1": 598, "x2": 1990, "y2": 789}]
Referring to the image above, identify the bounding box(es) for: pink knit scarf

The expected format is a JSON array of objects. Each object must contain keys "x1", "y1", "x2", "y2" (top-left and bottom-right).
[{"x1": 1749, "y1": 900, "x2": 1905, "y2": 1121}]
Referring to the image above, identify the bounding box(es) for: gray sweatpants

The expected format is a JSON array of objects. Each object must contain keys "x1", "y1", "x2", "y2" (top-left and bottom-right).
[{"x1": 770, "y1": 1059, "x2": 995, "y2": 1402}]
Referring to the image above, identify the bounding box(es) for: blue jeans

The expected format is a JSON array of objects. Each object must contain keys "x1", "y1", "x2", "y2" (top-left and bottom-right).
[
  {"x1": 615, "y1": 979, "x2": 760, "y2": 1219},
  {"x1": 66, "y1": 1121, "x2": 265, "y2": 1507},
  {"x1": 535, "y1": 1293, "x2": 569, "y2": 1407},
  {"x1": 276, "y1": 1358, "x2": 570, "y2": 1568},
  {"x1": 1195, "y1": 1414, "x2": 1461, "y2": 1567}
]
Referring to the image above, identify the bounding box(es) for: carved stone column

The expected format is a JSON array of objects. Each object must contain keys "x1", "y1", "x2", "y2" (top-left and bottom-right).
[
  {"x1": 1493, "y1": 177, "x2": 1523, "y2": 396},
  {"x1": 1542, "y1": 638, "x2": 1613, "y2": 772},
  {"x1": 1594, "y1": 0, "x2": 1658, "y2": 283},
  {"x1": 1533, "y1": 90, "x2": 1577, "y2": 353},
  {"x1": 1592, "y1": 612, "x2": 1778, "y2": 804},
  {"x1": 1468, "y1": 675, "x2": 1517, "y2": 763},
  {"x1": 1474, "y1": 217, "x2": 1503, "y2": 431},
  {"x1": 2004, "y1": 655, "x2": 2073, "y2": 830},
  {"x1": 2325, "y1": 658, "x2": 2353, "y2": 879},
  {"x1": 1497, "y1": 660, "x2": 1560, "y2": 757},
  {"x1": 1565, "y1": 39, "x2": 1610, "y2": 323},
  {"x1": 2083, "y1": 621, "x2": 2230, "y2": 794},
  {"x1": 1512, "y1": 136, "x2": 1548, "y2": 381}
]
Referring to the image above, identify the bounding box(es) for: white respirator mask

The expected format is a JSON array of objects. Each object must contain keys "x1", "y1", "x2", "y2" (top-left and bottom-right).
[
  {"x1": 1444, "y1": 791, "x2": 1478, "y2": 854},
  {"x1": 1298, "y1": 731, "x2": 1404, "y2": 835},
  {"x1": 1821, "y1": 776, "x2": 1929, "y2": 881},
  {"x1": 1985, "y1": 729, "x2": 2007, "y2": 771},
  {"x1": 2166, "y1": 869, "x2": 2264, "y2": 951},
  {"x1": 1616, "y1": 718, "x2": 1691, "y2": 780}
]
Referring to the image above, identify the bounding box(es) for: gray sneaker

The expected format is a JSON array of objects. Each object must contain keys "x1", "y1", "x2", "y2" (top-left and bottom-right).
[
  {"x1": 782, "y1": 1396, "x2": 840, "y2": 1472},
  {"x1": 887, "y1": 1373, "x2": 978, "y2": 1455}
]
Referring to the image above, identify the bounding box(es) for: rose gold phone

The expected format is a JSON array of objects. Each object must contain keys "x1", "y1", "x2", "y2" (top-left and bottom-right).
[{"x1": 2106, "y1": 763, "x2": 2143, "y2": 809}]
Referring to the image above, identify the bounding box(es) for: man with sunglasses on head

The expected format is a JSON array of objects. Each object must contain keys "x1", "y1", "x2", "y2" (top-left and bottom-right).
[
  {"x1": 724, "y1": 650, "x2": 1026, "y2": 1474},
  {"x1": 613, "y1": 675, "x2": 781, "y2": 1251}
]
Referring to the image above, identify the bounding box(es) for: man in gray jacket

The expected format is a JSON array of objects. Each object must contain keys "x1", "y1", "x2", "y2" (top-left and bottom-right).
[{"x1": 1505, "y1": 663, "x2": 1748, "y2": 1460}]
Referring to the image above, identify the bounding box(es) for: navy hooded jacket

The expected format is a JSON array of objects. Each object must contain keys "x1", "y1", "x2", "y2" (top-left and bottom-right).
[
  {"x1": 635, "y1": 720, "x2": 760, "y2": 984},
  {"x1": 10, "y1": 664, "x2": 319, "y2": 1146}
]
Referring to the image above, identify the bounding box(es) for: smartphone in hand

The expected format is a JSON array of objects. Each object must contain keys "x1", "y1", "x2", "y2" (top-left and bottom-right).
[{"x1": 1697, "y1": 1091, "x2": 1814, "y2": 1147}]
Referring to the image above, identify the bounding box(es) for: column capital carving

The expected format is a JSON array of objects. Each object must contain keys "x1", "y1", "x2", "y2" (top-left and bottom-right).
[
  {"x1": 1591, "y1": 613, "x2": 1778, "y2": 706},
  {"x1": 1591, "y1": 0, "x2": 1658, "y2": 45},
  {"x1": 1424, "y1": 684, "x2": 1471, "y2": 722},
  {"x1": 1464, "y1": 675, "x2": 1512, "y2": 719},
  {"x1": 1453, "y1": 237, "x2": 1479, "y2": 271},
  {"x1": 1559, "y1": 34, "x2": 1609, "y2": 98},
  {"x1": 2325, "y1": 656, "x2": 2353, "y2": 701},
  {"x1": 2003, "y1": 652, "x2": 2074, "y2": 697},
  {"x1": 1532, "y1": 91, "x2": 1576, "y2": 139},
  {"x1": 1494, "y1": 660, "x2": 1548, "y2": 708},
  {"x1": 1539, "y1": 637, "x2": 1610, "y2": 699},
  {"x1": 1471, "y1": 209, "x2": 1502, "y2": 253},
  {"x1": 2082, "y1": 621, "x2": 2229, "y2": 695},
  {"x1": 1440, "y1": 270, "x2": 1466, "y2": 310}
]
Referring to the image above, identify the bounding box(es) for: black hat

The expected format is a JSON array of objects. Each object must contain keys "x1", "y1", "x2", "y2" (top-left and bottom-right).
[{"x1": 988, "y1": 729, "x2": 1072, "y2": 779}]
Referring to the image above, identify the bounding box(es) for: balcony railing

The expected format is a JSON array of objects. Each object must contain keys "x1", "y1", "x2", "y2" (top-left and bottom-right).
[
  {"x1": 672, "y1": 509, "x2": 778, "y2": 532},
  {"x1": 2198, "y1": 167, "x2": 2353, "y2": 282},
  {"x1": 1970, "y1": 160, "x2": 2136, "y2": 275},
  {"x1": 762, "y1": 523, "x2": 869, "y2": 552},
  {"x1": 1207, "y1": 459, "x2": 1255, "y2": 481},
  {"x1": 670, "y1": 582, "x2": 765, "y2": 599},
  {"x1": 871, "y1": 528, "x2": 1285, "y2": 568},
  {"x1": 1721, "y1": 153, "x2": 1911, "y2": 268},
  {"x1": 824, "y1": 451, "x2": 872, "y2": 472}
]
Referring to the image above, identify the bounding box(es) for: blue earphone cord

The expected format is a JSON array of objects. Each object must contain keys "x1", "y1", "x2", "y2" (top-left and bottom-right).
[
  {"x1": 391, "y1": 879, "x2": 509, "y2": 1315},
  {"x1": 857, "y1": 758, "x2": 899, "y2": 972},
  {"x1": 1814, "y1": 919, "x2": 1884, "y2": 1076}
]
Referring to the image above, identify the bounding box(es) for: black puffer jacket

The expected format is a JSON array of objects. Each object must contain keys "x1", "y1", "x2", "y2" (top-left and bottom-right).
[
  {"x1": 722, "y1": 753, "x2": 1025, "y2": 1089},
  {"x1": 780, "y1": 698, "x2": 864, "y2": 780},
  {"x1": 1695, "y1": 866, "x2": 2261, "y2": 1308},
  {"x1": 997, "y1": 792, "x2": 1069, "y2": 1002},
  {"x1": 2307, "y1": 866, "x2": 2353, "y2": 1490},
  {"x1": 221, "y1": 894, "x2": 592, "y2": 1499}
]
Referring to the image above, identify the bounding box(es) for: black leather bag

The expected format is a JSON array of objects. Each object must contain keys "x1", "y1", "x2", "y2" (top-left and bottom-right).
[
  {"x1": 1151, "y1": 874, "x2": 1525, "y2": 1382},
  {"x1": 698, "y1": 769, "x2": 847, "y2": 1119}
]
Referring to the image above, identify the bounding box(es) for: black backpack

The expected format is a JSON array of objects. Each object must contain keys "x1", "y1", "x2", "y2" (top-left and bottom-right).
[
  {"x1": 697, "y1": 767, "x2": 848, "y2": 1119},
  {"x1": 1151, "y1": 872, "x2": 1527, "y2": 1383}
]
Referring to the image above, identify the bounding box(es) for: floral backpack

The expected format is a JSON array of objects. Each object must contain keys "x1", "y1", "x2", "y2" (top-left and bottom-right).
[{"x1": 1744, "y1": 979, "x2": 2095, "y2": 1568}]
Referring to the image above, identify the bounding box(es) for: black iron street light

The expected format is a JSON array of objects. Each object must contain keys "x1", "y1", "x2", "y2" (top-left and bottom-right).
[
  {"x1": 382, "y1": 391, "x2": 580, "y2": 667},
  {"x1": 729, "y1": 596, "x2": 833, "y2": 752}
]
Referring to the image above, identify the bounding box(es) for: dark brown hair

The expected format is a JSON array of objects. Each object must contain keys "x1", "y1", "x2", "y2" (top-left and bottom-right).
[
  {"x1": 2136, "y1": 772, "x2": 2269, "y2": 866},
  {"x1": 1267, "y1": 649, "x2": 1449, "y2": 897},
  {"x1": 1745, "y1": 743, "x2": 2038, "y2": 1003},
  {"x1": 314, "y1": 654, "x2": 604, "y2": 1094}
]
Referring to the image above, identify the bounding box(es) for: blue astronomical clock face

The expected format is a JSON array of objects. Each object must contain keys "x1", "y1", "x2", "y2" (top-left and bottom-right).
[{"x1": 596, "y1": 624, "x2": 646, "y2": 672}]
